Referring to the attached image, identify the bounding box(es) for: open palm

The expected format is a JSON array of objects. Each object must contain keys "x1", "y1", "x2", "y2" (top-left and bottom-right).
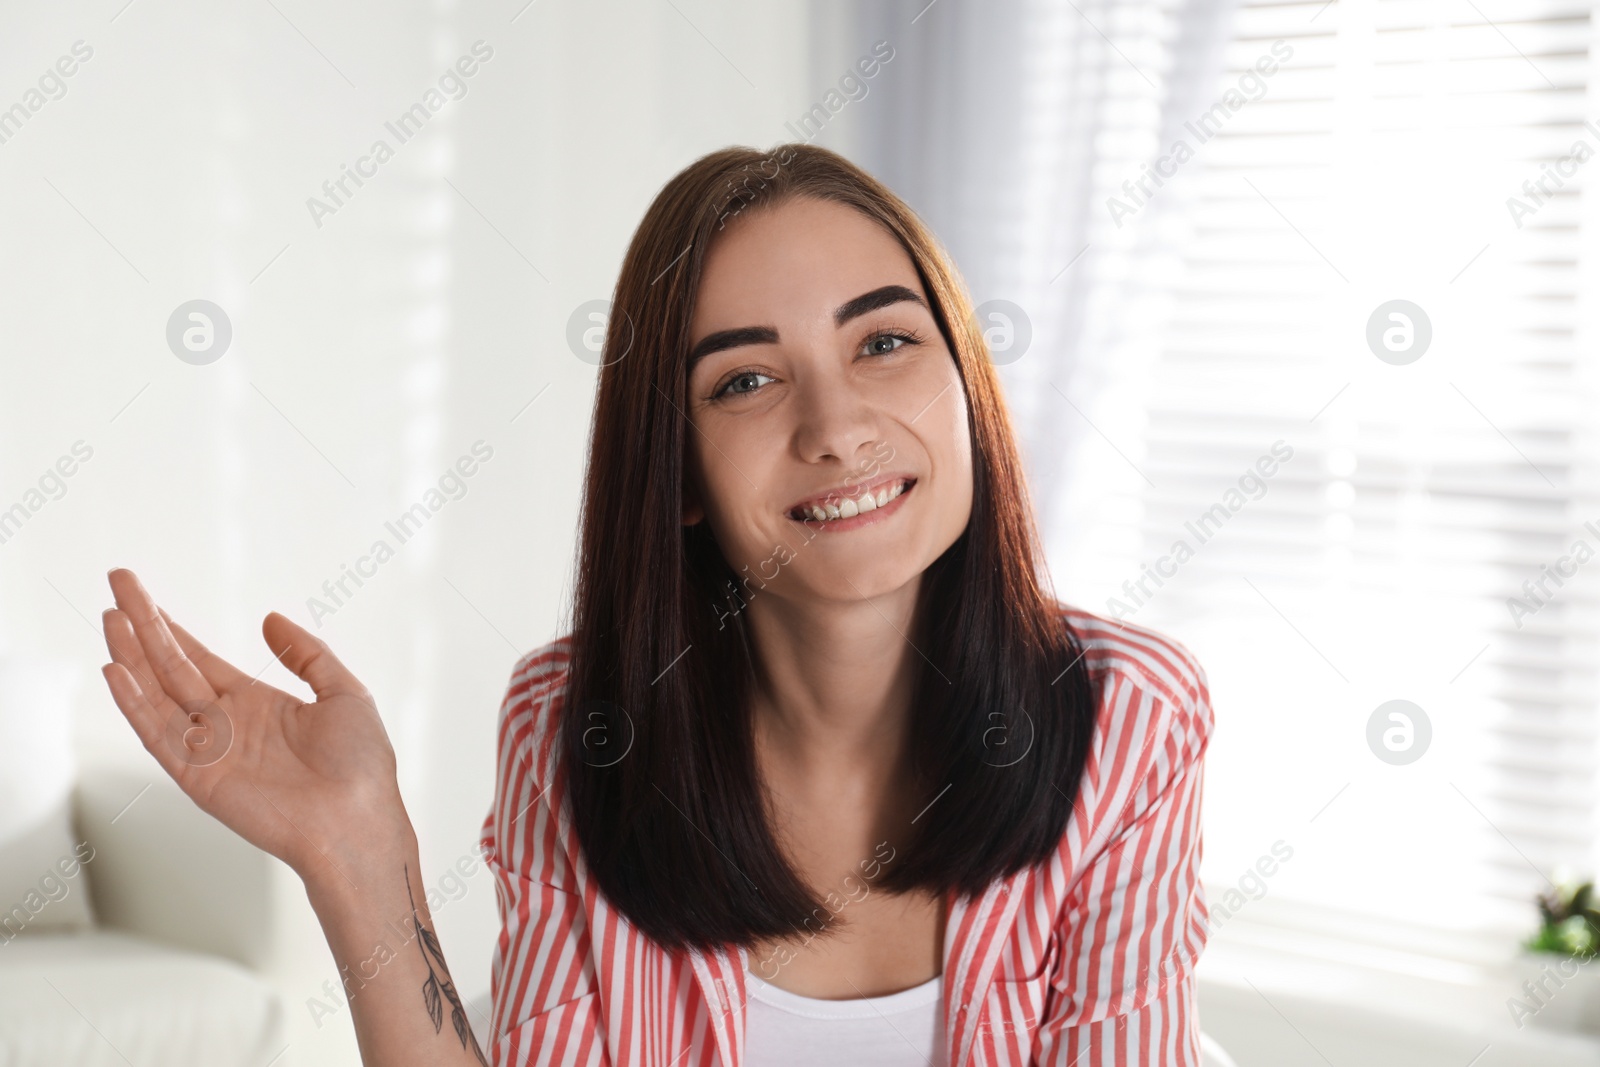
[{"x1": 99, "y1": 568, "x2": 409, "y2": 883}]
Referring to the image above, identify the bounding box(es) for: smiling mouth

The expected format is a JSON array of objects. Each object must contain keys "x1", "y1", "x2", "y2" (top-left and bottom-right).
[{"x1": 786, "y1": 477, "x2": 916, "y2": 522}]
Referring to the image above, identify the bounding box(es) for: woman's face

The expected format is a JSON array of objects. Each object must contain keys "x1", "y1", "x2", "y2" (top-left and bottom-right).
[{"x1": 683, "y1": 195, "x2": 973, "y2": 607}]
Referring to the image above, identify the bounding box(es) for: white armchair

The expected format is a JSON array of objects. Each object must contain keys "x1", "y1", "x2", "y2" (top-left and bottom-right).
[
  {"x1": 1201, "y1": 1030, "x2": 1239, "y2": 1067},
  {"x1": 0, "y1": 761, "x2": 284, "y2": 1066}
]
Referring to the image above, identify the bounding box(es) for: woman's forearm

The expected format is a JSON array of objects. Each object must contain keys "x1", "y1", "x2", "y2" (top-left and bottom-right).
[{"x1": 304, "y1": 827, "x2": 490, "y2": 1066}]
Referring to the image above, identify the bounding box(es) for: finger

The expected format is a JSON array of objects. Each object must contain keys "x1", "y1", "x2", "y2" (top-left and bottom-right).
[
  {"x1": 262, "y1": 611, "x2": 369, "y2": 704},
  {"x1": 101, "y1": 662, "x2": 188, "y2": 782},
  {"x1": 108, "y1": 568, "x2": 215, "y2": 706},
  {"x1": 102, "y1": 608, "x2": 176, "y2": 715},
  {"x1": 158, "y1": 606, "x2": 252, "y2": 693},
  {"x1": 101, "y1": 606, "x2": 160, "y2": 690}
]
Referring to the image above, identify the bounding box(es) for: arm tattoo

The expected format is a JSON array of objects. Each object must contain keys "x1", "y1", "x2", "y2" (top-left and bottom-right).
[{"x1": 407, "y1": 863, "x2": 489, "y2": 1065}]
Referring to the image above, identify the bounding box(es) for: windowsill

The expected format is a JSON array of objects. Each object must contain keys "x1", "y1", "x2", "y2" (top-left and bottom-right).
[{"x1": 1195, "y1": 899, "x2": 1600, "y2": 1062}]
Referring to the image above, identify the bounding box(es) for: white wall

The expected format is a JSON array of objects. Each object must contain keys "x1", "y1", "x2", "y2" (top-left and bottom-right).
[{"x1": 0, "y1": 1, "x2": 815, "y2": 1062}]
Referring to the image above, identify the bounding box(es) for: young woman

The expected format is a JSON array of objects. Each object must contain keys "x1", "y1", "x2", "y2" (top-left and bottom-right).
[{"x1": 98, "y1": 143, "x2": 1213, "y2": 1067}]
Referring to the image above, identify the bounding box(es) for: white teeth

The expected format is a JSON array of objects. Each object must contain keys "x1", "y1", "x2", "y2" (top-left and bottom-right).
[{"x1": 794, "y1": 479, "x2": 910, "y2": 522}]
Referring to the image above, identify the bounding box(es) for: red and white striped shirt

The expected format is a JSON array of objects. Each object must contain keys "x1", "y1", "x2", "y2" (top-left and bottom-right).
[{"x1": 480, "y1": 605, "x2": 1214, "y2": 1067}]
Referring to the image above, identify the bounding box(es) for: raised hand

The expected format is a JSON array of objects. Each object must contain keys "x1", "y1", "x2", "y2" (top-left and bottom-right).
[
  {"x1": 99, "y1": 567, "x2": 413, "y2": 888},
  {"x1": 99, "y1": 569, "x2": 493, "y2": 1065}
]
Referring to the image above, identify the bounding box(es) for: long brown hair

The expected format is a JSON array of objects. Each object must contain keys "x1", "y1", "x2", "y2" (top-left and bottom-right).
[{"x1": 560, "y1": 142, "x2": 1096, "y2": 953}]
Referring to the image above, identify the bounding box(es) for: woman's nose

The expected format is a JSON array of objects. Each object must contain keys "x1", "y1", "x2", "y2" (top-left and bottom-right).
[{"x1": 790, "y1": 370, "x2": 881, "y2": 464}]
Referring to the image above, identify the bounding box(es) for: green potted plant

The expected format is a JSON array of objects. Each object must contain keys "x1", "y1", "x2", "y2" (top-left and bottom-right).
[{"x1": 1512, "y1": 872, "x2": 1600, "y2": 1032}]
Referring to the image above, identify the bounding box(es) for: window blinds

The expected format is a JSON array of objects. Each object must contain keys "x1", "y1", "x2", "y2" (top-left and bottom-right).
[{"x1": 1054, "y1": 0, "x2": 1600, "y2": 953}]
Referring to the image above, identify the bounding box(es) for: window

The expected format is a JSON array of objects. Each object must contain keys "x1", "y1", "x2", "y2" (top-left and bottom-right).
[{"x1": 1052, "y1": 0, "x2": 1600, "y2": 952}]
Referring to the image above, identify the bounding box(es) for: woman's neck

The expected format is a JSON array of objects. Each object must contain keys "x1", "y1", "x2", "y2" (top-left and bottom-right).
[{"x1": 744, "y1": 584, "x2": 923, "y2": 800}]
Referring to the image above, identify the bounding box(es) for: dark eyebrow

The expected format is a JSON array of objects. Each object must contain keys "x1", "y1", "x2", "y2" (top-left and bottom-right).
[
  {"x1": 686, "y1": 284, "x2": 928, "y2": 371},
  {"x1": 833, "y1": 284, "x2": 927, "y2": 328}
]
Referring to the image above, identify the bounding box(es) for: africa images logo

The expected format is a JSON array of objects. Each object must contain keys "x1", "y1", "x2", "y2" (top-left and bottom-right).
[{"x1": 305, "y1": 41, "x2": 495, "y2": 229}]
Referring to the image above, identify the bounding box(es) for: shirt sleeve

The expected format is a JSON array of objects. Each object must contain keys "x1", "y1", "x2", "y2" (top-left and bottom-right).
[
  {"x1": 479, "y1": 653, "x2": 611, "y2": 1067},
  {"x1": 1034, "y1": 654, "x2": 1214, "y2": 1067}
]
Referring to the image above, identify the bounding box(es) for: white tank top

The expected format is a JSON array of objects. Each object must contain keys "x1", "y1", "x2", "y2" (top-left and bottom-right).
[{"x1": 742, "y1": 969, "x2": 947, "y2": 1067}]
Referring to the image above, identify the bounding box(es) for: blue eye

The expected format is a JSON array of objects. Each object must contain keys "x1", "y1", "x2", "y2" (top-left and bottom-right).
[
  {"x1": 860, "y1": 329, "x2": 923, "y2": 357},
  {"x1": 857, "y1": 327, "x2": 934, "y2": 361},
  {"x1": 716, "y1": 370, "x2": 774, "y2": 398}
]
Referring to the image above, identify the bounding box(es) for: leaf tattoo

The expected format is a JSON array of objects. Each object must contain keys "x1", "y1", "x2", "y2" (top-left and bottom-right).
[
  {"x1": 423, "y1": 973, "x2": 443, "y2": 1031},
  {"x1": 407, "y1": 863, "x2": 489, "y2": 1065},
  {"x1": 419, "y1": 922, "x2": 447, "y2": 971}
]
